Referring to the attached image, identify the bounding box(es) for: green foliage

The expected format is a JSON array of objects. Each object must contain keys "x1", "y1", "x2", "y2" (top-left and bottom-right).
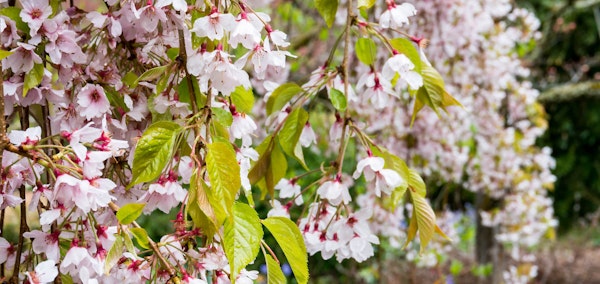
[
  {"x1": 105, "y1": 234, "x2": 124, "y2": 274},
  {"x1": 267, "y1": 83, "x2": 303, "y2": 116},
  {"x1": 130, "y1": 121, "x2": 182, "y2": 186},
  {"x1": 314, "y1": 0, "x2": 338, "y2": 28},
  {"x1": 266, "y1": 253, "x2": 287, "y2": 284},
  {"x1": 116, "y1": 203, "x2": 145, "y2": 225},
  {"x1": 328, "y1": 89, "x2": 347, "y2": 112},
  {"x1": 231, "y1": 86, "x2": 255, "y2": 113},
  {"x1": 539, "y1": 97, "x2": 600, "y2": 231},
  {"x1": 355, "y1": 38, "x2": 377, "y2": 66},
  {"x1": 130, "y1": 228, "x2": 150, "y2": 249},
  {"x1": 224, "y1": 203, "x2": 264, "y2": 282},
  {"x1": 411, "y1": 63, "x2": 462, "y2": 125},
  {"x1": 23, "y1": 64, "x2": 45, "y2": 96},
  {"x1": 279, "y1": 108, "x2": 309, "y2": 168},
  {"x1": 389, "y1": 38, "x2": 421, "y2": 72},
  {"x1": 206, "y1": 142, "x2": 241, "y2": 219},
  {"x1": 262, "y1": 217, "x2": 309, "y2": 284},
  {"x1": 188, "y1": 172, "x2": 220, "y2": 239}
]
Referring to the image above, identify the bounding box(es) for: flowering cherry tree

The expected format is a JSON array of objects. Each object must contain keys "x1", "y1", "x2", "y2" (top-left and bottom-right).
[{"x1": 0, "y1": 0, "x2": 553, "y2": 283}]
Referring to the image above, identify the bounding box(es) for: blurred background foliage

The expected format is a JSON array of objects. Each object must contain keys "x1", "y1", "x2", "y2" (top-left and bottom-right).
[{"x1": 518, "y1": 0, "x2": 600, "y2": 232}]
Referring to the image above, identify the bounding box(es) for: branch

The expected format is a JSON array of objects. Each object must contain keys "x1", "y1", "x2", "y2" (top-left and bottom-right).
[{"x1": 538, "y1": 80, "x2": 600, "y2": 103}]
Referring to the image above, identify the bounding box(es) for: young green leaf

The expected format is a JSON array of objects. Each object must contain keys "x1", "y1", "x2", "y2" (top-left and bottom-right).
[
  {"x1": 264, "y1": 143, "x2": 287, "y2": 199},
  {"x1": 266, "y1": 253, "x2": 287, "y2": 284},
  {"x1": 116, "y1": 203, "x2": 145, "y2": 225},
  {"x1": 188, "y1": 172, "x2": 220, "y2": 239},
  {"x1": 23, "y1": 64, "x2": 45, "y2": 96},
  {"x1": 133, "y1": 65, "x2": 169, "y2": 87},
  {"x1": 266, "y1": 83, "x2": 303, "y2": 116},
  {"x1": 278, "y1": 108, "x2": 309, "y2": 168},
  {"x1": 130, "y1": 121, "x2": 182, "y2": 186},
  {"x1": 224, "y1": 203, "x2": 264, "y2": 282},
  {"x1": 0, "y1": 7, "x2": 29, "y2": 33},
  {"x1": 130, "y1": 227, "x2": 150, "y2": 249},
  {"x1": 410, "y1": 63, "x2": 462, "y2": 126},
  {"x1": 329, "y1": 89, "x2": 347, "y2": 111},
  {"x1": 408, "y1": 169, "x2": 426, "y2": 198},
  {"x1": 231, "y1": 86, "x2": 255, "y2": 113},
  {"x1": 212, "y1": 107, "x2": 233, "y2": 126},
  {"x1": 355, "y1": 38, "x2": 377, "y2": 66},
  {"x1": 104, "y1": 234, "x2": 124, "y2": 274},
  {"x1": 357, "y1": 0, "x2": 376, "y2": 9},
  {"x1": 122, "y1": 231, "x2": 135, "y2": 254},
  {"x1": 411, "y1": 195, "x2": 436, "y2": 254},
  {"x1": 262, "y1": 217, "x2": 309, "y2": 284},
  {"x1": 315, "y1": 0, "x2": 339, "y2": 28},
  {"x1": 206, "y1": 142, "x2": 241, "y2": 218}
]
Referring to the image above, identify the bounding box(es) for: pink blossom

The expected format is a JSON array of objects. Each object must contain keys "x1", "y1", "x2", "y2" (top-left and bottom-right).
[
  {"x1": 379, "y1": 2, "x2": 417, "y2": 29},
  {"x1": 25, "y1": 259, "x2": 58, "y2": 284},
  {"x1": 192, "y1": 9, "x2": 235, "y2": 40},
  {"x1": 76, "y1": 84, "x2": 111, "y2": 120},
  {"x1": 20, "y1": 0, "x2": 52, "y2": 35}
]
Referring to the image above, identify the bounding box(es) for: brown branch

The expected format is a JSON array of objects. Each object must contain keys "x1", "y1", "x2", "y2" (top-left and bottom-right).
[{"x1": 107, "y1": 202, "x2": 181, "y2": 284}]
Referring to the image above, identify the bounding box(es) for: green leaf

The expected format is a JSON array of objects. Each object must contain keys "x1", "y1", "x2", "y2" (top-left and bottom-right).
[
  {"x1": 266, "y1": 253, "x2": 287, "y2": 284},
  {"x1": 23, "y1": 64, "x2": 45, "y2": 96},
  {"x1": 130, "y1": 121, "x2": 182, "y2": 186},
  {"x1": 231, "y1": 86, "x2": 255, "y2": 113},
  {"x1": 188, "y1": 171, "x2": 220, "y2": 239},
  {"x1": 0, "y1": 50, "x2": 13, "y2": 61},
  {"x1": 104, "y1": 234, "x2": 123, "y2": 274},
  {"x1": 224, "y1": 203, "x2": 264, "y2": 282},
  {"x1": 116, "y1": 203, "x2": 145, "y2": 225},
  {"x1": 411, "y1": 196, "x2": 436, "y2": 254},
  {"x1": 370, "y1": 146, "x2": 410, "y2": 209},
  {"x1": 357, "y1": 0, "x2": 376, "y2": 9},
  {"x1": 122, "y1": 231, "x2": 135, "y2": 254},
  {"x1": 355, "y1": 38, "x2": 377, "y2": 66},
  {"x1": 133, "y1": 65, "x2": 169, "y2": 87},
  {"x1": 122, "y1": 72, "x2": 138, "y2": 89},
  {"x1": 167, "y1": 48, "x2": 180, "y2": 60},
  {"x1": 0, "y1": 7, "x2": 29, "y2": 33},
  {"x1": 130, "y1": 228, "x2": 150, "y2": 249},
  {"x1": 315, "y1": 0, "x2": 339, "y2": 28},
  {"x1": 389, "y1": 38, "x2": 422, "y2": 73},
  {"x1": 278, "y1": 108, "x2": 309, "y2": 168},
  {"x1": 266, "y1": 83, "x2": 302, "y2": 116},
  {"x1": 329, "y1": 88, "x2": 347, "y2": 111},
  {"x1": 206, "y1": 142, "x2": 241, "y2": 218},
  {"x1": 262, "y1": 217, "x2": 309, "y2": 284},
  {"x1": 410, "y1": 63, "x2": 462, "y2": 126},
  {"x1": 408, "y1": 169, "x2": 426, "y2": 198},
  {"x1": 212, "y1": 107, "x2": 233, "y2": 126},
  {"x1": 264, "y1": 143, "x2": 287, "y2": 199}
]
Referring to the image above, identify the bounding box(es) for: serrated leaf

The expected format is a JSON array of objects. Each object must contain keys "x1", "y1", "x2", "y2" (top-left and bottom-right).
[
  {"x1": 116, "y1": 203, "x2": 145, "y2": 225},
  {"x1": 411, "y1": 196, "x2": 436, "y2": 254},
  {"x1": 355, "y1": 38, "x2": 377, "y2": 65},
  {"x1": 130, "y1": 228, "x2": 150, "y2": 249},
  {"x1": 133, "y1": 65, "x2": 169, "y2": 87},
  {"x1": 206, "y1": 142, "x2": 241, "y2": 218},
  {"x1": 329, "y1": 89, "x2": 347, "y2": 111},
  {"x1": 188, "y1": 171, "x2": 219, "y2": 239},
  {"x1": 266, "y1": 83, "x2": 302, "y2": 116},
  {"x1": 130, "y1": 121, "x2": 181, "y2": 186},
  {"x1": 231, "y1": 86, "x2": 255, "y2": 113},
  {"x1": 212, "y1": 107, "x2": 233, "y2": 126},
  {"x1": 389, "y1": 38, "x2": 421, "y2": 73},
  {"x1": 315, "y1": 0, "x2": 338, "y2": 28},
  {"x1": 357, "y1": 0, "x2": 376, "y2": 9},
  {"x1": 278, "y1": 108, "x2": 309, "y2": 167},
  {"x1": 408, "y1": 169, "x2": 426, "y2": 197},
  {"x1": 262, "y1": 217, "x2": 308, "y2": 284},
  {"x1": 104, "y1": 234, "x2": 123, "y2": 274},
  {"x1": 0, "y1": 50, "x2": 13, "y2": 61},
  {"x1": 266, "y1": 253, "x2": 287, "y2": 284},
  {"x1": 23, "y1": 64, "x2": 45, "y2": 96},
  {"x1": 224, "y1": 203, "x2": 263, "y2": 282},
  {"x1": 410, "y1": 63, "x2": 462, "y2": 126}
]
